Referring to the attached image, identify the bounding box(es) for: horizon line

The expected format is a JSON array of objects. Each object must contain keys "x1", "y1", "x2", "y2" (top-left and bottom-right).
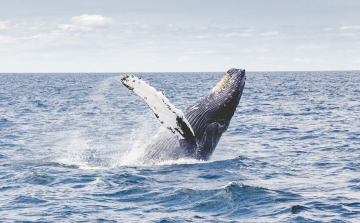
[{"x1": 1, "y1": 69, "x2": 360, "y2": 74}]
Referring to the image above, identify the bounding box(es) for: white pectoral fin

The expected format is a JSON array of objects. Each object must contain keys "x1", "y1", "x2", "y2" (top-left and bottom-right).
[{"x1": 121, "y1": 75, "x2": 196, "y2": 144}]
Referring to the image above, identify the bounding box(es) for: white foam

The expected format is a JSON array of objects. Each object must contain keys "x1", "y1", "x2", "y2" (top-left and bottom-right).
[
  {"x1": 45, "y1": 75, "x2": 203, "y2": 168},
  {"x1": 155, "y1": 157, "x2": 208, "y2": 166}
]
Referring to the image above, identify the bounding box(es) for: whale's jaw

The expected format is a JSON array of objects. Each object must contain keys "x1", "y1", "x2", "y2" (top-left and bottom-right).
[{"x1": 183, "y1": 68, "x2": 246, "y2": 160}]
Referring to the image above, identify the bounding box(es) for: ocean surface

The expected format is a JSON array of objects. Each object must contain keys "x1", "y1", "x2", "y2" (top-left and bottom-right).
[{"x1": 0, "y1": 71, "x2": 359, "y2": 222}]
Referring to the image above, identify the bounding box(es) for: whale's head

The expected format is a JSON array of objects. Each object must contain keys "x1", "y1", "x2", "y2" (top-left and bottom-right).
[{"x1": 184, "y1": 68, "x2": 246, "y2": 160}]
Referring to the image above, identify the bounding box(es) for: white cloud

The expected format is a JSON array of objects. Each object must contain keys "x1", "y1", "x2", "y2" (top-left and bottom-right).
[
  {"x1": 339, "y1": 33, "x2": 356, "y2": 37},
  {"x1": 292, "y1": 58, "x2": 312, "y2": 62},
  {"x1": 120, "y1": 22, "x2": 140, "y2": 26},
  {"x1": 0, "y1": 21, "x2": 11, "y2": 30},
  {"x1": 340, "y1": 26, "x2": 360, "y2": 30},
  {"x1": 0, "y1": 35, "x2": 16, "y2": 43},
  {"x1": 71, "y1": 14, "x2": 113, "y2": 27},
  {"x1": 58, "y1": 24, "x2": 93, "y2": 31},
  {"x1": 27, "y1": 34, "x2": 44, "y2": 39},
  {"x1": 296, "y1": 45, "x2": 328, "y2": 50},
  {"x1": 178, "y1": 56, "x2": 199, "y2": 61},
  {"x1": 178, "y1": 56, "x2": 190, "y2": 61},
  {"x1": 261, "y1": 31, "x2": 279, "y2": 36},
  {"x1": 258, "y1": 56, "x2": 288, "y2": 61},
  {"x1": 22, "y1": 31, "x2": 70, "y2": 41},
  {"x1": 343, "y1": 50, "x2": 356, "y2": 53},
  {"x1": 193, "y1": 35, "x2": 213, "y2": 39},
  {"x1": 352, "y1": 60, "x2": 360, "y2": 63},
  {"x1": 222, "y1": 33, "x2": 252, "y2": 37},
  {"x1": 58, "y1": 24, "x2": 78, "y2": 31},
  {"x1": 57, "y1": 14, "x2": 113, "y2": 32},
  {"x1": 324, "y1": 28, "x2": 333, "y2": 31},
  {"x1": 188, "y1": 50, "x2": 213, "y2": 54}
]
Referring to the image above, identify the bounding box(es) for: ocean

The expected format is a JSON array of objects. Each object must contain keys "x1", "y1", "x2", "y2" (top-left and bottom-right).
[{"x1": 0, "y1": 71, "x2": 359, "y2": 222}]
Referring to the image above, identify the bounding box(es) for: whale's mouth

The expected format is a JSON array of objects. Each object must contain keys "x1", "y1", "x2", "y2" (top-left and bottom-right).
[
  {"x1": 184, "y1": 68, "x2": 245, "y2": 140},
  {"x1": 208, "y1": 68, "x2": 246, "y2": 121},
  {"x1": 211, "y1": 68, "x2": 245, "y2": 97}
]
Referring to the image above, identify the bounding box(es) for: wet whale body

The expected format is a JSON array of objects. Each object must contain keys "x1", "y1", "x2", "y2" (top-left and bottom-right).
[{"x1": 121, "y1": 68, "x2": 246, "y2": 164}]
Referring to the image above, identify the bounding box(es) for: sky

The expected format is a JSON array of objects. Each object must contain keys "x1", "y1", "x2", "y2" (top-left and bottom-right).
[{"x1": 1, "y1": 0, "x2": 360, "y2": 72}]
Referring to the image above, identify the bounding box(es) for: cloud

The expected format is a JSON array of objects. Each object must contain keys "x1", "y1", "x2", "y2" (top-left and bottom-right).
[
  {"x1": 295, "y1": 45, "x2": 328, "y2": 50},
  {"x1": 57, "y1": 14, "x2": 113, "y2": 32},
  {"x1": 189, "y1": 50, "x2": 213, "y2": 54},
  {"x1": 260, "y1": 31, "x2": 279, "y2": 36},
  {"x1": 0, "y1": 35, "x2": 16, "y2": 43},
  {"x1": 221, "y1": 33, "x2": 252, "y2": 37},
  {"x1": 0, "y1": 21, "x2": 11, "y2": 30},
  {"x1": 22, "y1": 31, "x2": 70, "y2": 41},
  {"x1": 58, "y1": 24, "x2": 77, "y2": 31},
  {"x1": 258, "y1": 56, "x2": 288, "y2": 61},
  {"x1": 292, "y1": 58, "x2": 312, "y2": 62},
  {"x1": 58, "y1": 24, "x2": 93, "y2": 31},
  {"x1": 178, "y1": 56, "x2": 199, "y2": 61},
  {"x1": 352, "y1": 60, "x2": 360, "y2": 63},
  {"x1": 193, "y1": 35, "x2": 213, "y2": 39},
  {"x1": 71, "y1": 14, "x2": 113, "y2": 27},
  {"x1": 178, "y1": 56, "x2": 190, "y2": 61},
  {"x1": 340, "y1": 26, "x2": 360, "y2": 30}
]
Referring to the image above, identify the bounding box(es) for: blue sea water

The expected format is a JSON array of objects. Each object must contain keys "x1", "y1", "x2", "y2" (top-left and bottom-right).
[{"x1": 0, "y1": 71, "x2": 359, "y2": 222}]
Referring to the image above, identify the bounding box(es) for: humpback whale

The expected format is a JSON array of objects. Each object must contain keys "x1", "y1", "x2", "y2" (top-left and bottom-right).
[{"x1": 121, "y1": 68, "x2": 246, "y2": 164}]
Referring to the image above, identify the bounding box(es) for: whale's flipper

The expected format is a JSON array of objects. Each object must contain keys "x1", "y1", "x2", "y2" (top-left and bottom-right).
[{"x1": 121, "y1": 75, "x2": 196, "y2": 144}]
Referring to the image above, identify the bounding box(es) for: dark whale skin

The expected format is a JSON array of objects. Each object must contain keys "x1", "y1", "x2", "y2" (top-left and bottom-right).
[{"x1": 139, "y1": 68, "x2": 246, "y2": 164}]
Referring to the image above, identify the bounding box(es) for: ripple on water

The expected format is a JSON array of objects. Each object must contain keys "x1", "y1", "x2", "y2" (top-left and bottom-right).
[
  {"x1": 27, "y1": 173, "x2": 54, "y2": 185},
  {"x1": 13, "y1": 195, "x2": 48, "y2": 204},
  {"x1": 1, "y1": 72, "x2": 360, "y2": 222}
]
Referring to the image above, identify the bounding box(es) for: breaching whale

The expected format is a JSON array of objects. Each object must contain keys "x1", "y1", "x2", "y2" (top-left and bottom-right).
[{"x1": 121, "y1": 68, "x2": 246, "y2": 164}]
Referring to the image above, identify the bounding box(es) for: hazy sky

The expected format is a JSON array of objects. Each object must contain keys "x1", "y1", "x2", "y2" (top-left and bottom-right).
[{"x1": 1, "y1": 0, "x2": 360, "y2": 72}]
